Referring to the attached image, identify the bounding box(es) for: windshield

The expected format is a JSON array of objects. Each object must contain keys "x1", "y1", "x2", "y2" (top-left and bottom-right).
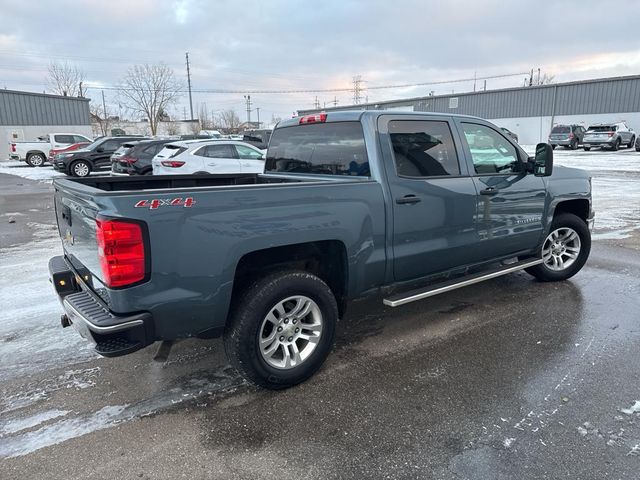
[
  {"x1": 551, "y1": 126, "x2": 570, "y2": 133},
  {"x1": 266, "y1": 122, "x2": 369, "y2": 176},
  {"x1": 588, "y1": 125, "x2": 615, "y2": 132}
]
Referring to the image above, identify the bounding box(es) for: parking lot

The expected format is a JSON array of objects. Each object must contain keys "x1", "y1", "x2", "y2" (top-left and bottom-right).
[{"x1": 1, "y1": 147, "x2": 639, "y2": 479}]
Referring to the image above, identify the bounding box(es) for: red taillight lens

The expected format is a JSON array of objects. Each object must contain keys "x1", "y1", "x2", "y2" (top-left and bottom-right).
[
  {"x1": 120, "y1": 156, "x2": 137, "y2": 164},
  {"x1": 95, "y1": 219, "x2": 146, "y2": 288},
  {"x1": 11, "y1": 143, "x2": 16, "y2": 152},
  {"x1": 608, "y1": 132, "x2": 614, "y2": 137},
  {"x1": 161, "y1": 160, "x2": 185, "y2": 168},
  {"x1": 568, "y1": 133, "x2": 574, "y2": 139},
  {"x1": 299, "y1": 113, "x2": 327, "y2": 124},
  {"x1": 48, "y1": 150, "x2": 54, "y2": 158}
]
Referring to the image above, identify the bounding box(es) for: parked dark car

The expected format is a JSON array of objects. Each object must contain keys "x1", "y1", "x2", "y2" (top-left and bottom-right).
[
  {"x1": 53, "y1": 136, "x2": 148, "y2": 177},
  {"x1": 499, "y1": 127, "x2": 519, "y2": 143},
  {"x1": 242, "y1": 129, "x2": 272, "y2": 149},
  {"x1": 111, "y1": 139, "x2": 174, "y2": 176},
  {"x1": 636, "y1": 135, "x2": 640, "y2": 152},
  {"x1": 548, "y1": 125, "x2": 586, "y2": 150}
]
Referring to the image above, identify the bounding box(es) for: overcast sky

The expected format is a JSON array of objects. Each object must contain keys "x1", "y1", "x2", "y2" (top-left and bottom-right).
[{"x1": 1, "y1": 0, "x2": 639, "y2": 125}]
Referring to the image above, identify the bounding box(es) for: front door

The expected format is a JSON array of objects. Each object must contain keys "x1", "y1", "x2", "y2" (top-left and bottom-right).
[
  {"x1": 202, "y1": 144, "x2": 242, "y2": 173},
  {"x1": 95, "y1": 139, "x2": 122, "y2": 170},
  {"x1": 379, "y1": 115, "x2": 480, "y2": 282},
  {"x1": 456, "y1": 120, "x2": 546, "y2": 260}
]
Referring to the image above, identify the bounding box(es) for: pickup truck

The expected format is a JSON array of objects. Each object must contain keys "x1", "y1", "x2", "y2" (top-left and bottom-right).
[
  {"x1": 10, "y1": 133, "x2": 93, "y2": 166},
  {"x1": 49, "y1": 111, "x2": 594, "y2": 389}
]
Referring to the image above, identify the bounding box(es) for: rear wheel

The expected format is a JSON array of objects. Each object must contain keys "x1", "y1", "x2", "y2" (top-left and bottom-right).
[
  {"x1": 70, "y1": 160, "x2": 91, "y2": 177},
  {"x1": 525, "y1": 213, "x2": 591, "y2": 282},
  {"x1": 628, "y1": 136, "x2": 636, "y2": 148},
  {"x1": 570, "y1": 139, "x2": 578, "y2": 150},
  {"x1": 611, "y1": 138, "x2": 620, "y2": 151},
  {"x1": 26, "y1": 153, "x2": 45, "y2": 167},
  {"x1": 583, "y1": 146, "x2": 591, "y2": 151},
  {"x1": 224, "y1": 270, "x2": 338, "y2": 389},
  {"x1": 551, "y1": 145, "x2": 557, "y2": 150}
]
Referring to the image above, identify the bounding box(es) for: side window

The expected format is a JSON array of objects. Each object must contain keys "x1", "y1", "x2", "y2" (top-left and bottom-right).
[
  {"x1": 235, "y1": 145, "x2": 263, "y2": 159},
  {"x1": 461, "y1": 123, "x2": 520, "y2": 174},
  {"x1": 193, "y1": 146, "x2": 207, "y2": 157},
  {"x1": 144, "y1": 144, "x2": 161, "y2": 155},
  {"x1": 204, "y1": 144, "x2": 235, "y2": 158},
  {"x1": 389, "y1": 120, "x2": 460, "y2": 177},
  {"x1": 100, "y1": 140, "x2": 119, "y2": 151},
  {"x1": 73, "y1": 135, "x2": 89, "y2": 143},
  {"x1": 54, "y1": 135, "x2": 74, "y2": 143}
]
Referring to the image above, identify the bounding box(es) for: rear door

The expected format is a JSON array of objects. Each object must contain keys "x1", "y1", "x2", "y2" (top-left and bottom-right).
[
  {"x1": 201, "y1": 144, "x2": 241, "y2": 173},
  {"x1": 94, "y1": 139, "x2": 123, "y2": 170},
  {"x1": 53, "y1": 134, "x2": 75, "y2": 148},
  {"x1": 378, "y1": 115, "x2": 480, "y2": 281},
  {"x1": 456, "y1": 120, "x2": 545, "y2": 260},
  {"x1": 234, "y1": 144, "x2": 265, "y2": 173}
]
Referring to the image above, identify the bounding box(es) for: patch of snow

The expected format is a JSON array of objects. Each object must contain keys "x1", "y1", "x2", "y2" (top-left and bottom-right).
[
  {"x1": 621, "y1": 400, "x2": 640, "y2": 415},
  {"x1": 0, "y1": 409, "x2": 69, "y2": 436},
  {"x1": 0, "y1": 162, "x2": 106, "y2": 183},
  {"x1": 503, "y1": 437, "x2": 516, "y2": 448}
]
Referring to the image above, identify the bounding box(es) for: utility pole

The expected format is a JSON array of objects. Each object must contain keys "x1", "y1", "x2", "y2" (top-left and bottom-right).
[
  {"x1": 333, "y1": 96, "x2": 338, "y2": 107},
  {"x1": 183, "y1": 106, "x2": 187, "y2": 121},
  {"x1": 473, "y1": 71, "x2": 477, "y2": 92},
  {"x1": 256, "y1": 107, "x2": 260, "y2": 127},
  {"x1": 244, "y1": 95, "x2": 252, "y2": 124},
  {"x1": 483, "y1": 80, "x2": 487, "y2": 91},
  {"x1": 314, "y1": 96, "x2": 320, "y2": 109},
  {"x1": 529, "y1": 68, "x2": 534, "y2": 86},
  {"x1": 78, "y1": 81, "x2": 83, "y2": 97},
  {"x1": 185, "y1": 52, "x2": 194, "y2": 120},
  {"x1": 352, "y1": 75, "x2": 363, "y2": 105},
  {"x1": 537, "y1": 68, "x2": 541, "y2": 86},
  {"x1": 101, "y1": 90, "x2": 108, "y2": 135}
]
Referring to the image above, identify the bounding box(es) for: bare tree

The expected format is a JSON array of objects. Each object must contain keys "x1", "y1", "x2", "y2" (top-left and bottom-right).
[
  {"x1": 539, "y1": 73, "x2": 556, "y2": 85},
  {"x1": 90, "y1": 102, "x2": 110, "y2": 136},
  {"x1": 47, "y1": 61, "x2": 85, "y2": 97},
  {"x1": 118, "y1": 64, "x2": 182, "y2": 135},
  {"x1": 217, "y1": 109, "x2": 241, "y2": 131}
]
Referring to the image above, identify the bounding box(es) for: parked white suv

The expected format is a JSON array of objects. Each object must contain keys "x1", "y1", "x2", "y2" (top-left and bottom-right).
[{"x1": 152, "y1": 140, "x2": 265, "y2": 175}]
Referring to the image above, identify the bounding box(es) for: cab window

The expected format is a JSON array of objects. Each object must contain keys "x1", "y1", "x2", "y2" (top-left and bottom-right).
[{"x1": 461, "y1": 123, "x2": 520, "y2": 174}]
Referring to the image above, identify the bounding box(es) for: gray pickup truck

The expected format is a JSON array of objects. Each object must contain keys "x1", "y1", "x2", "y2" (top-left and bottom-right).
[{"x1": 49, "y1": 111, "x2": 594, "y2": 389}]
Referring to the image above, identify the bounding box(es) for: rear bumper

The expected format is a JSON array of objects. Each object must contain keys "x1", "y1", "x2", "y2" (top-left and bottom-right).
[
  {"x1": 49, "y1": 255, "x2": 154, "y2": 357},
  {"x1": 549, "y1": 139, "x2": 573, "y2": 146},
  {"x1": 582, "y1": 138, "x2": 615, "y2": 147},
  {"x1": 9, "y1": 154, "x2": 21, "y2": 161}
]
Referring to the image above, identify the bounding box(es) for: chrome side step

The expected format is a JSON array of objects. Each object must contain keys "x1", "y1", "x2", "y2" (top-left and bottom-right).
[{"x1": 383, "y1": 258, "x2": 543, "y2": 307}]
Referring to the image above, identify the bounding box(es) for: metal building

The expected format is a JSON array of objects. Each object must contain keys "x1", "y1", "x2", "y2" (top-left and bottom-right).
[
  {"x1": 1, "y1": 89, "x2": 92, "y2": 159},
  {"x1": 298, "y1": 74, "x2": 640, "y2": 144}
]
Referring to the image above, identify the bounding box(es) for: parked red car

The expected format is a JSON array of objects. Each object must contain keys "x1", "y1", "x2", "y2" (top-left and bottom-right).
[{"x1": 48, "y1": 142, "x2": 90, "y2": 162}]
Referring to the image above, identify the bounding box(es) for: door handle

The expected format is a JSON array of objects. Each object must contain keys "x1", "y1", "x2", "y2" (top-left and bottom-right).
[
  {"x1": 396, "y1": 195, "x2": 421, "y2": 205},
  {"x1": 480, "y1": 187, "x2": 499, "y2": 196},
  {"x1": 207, "y1": 162, "x2": 217, "y2": 166}
]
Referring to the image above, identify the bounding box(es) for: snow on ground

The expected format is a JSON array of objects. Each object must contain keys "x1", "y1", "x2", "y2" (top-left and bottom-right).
[
  {"x1": 0, "y1": 161, "x2": 66, "y2": 183},
  {"x1": 0, "y1": 223, "x2": 97, "y2": 385}
]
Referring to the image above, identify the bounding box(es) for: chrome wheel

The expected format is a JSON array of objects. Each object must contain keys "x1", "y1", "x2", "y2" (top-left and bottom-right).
[
  {"x1": 73, "y1": 162, "x2": 89, "y2": 177},
  {"x1": 29, "y1": 154, "x2": 44, "y2": 166},
  {"x1": 259, "y1": 295, "x2": 323, "y2": 370},
  {"x1": 542, "y1": 227, "x2": 581, "y2": 271}
]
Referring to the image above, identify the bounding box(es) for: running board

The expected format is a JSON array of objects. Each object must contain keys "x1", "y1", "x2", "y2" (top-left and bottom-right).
[{"x1": 383, "y1": 258, "x2": 543, "y2": 307}]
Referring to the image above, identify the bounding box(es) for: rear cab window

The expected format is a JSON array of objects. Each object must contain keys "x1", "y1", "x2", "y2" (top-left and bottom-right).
[
  {"x1": 266, "y1": 122, "x2": 369, "y2": 176},
  {"x1": 551, "y1": 126, "x2": 570, "y2": 134}
]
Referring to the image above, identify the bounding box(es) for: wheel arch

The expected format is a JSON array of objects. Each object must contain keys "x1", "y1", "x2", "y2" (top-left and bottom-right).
[
  {"x1": 231, "y1": 240, "x2": 349, "y2": 317},
  {"x1": 552, "y1": 199, "x2": 590, "y2": 223}
]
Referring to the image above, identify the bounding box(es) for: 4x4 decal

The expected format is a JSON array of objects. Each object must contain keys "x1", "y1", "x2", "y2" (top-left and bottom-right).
[{"x1": 134, "y1": 197, "x2": 196, "y2": 209}]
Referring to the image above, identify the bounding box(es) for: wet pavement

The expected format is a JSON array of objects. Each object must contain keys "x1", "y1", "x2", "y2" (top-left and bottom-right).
[{"x1": 1, "y1": 151, "x2": 639, "y2": 479}]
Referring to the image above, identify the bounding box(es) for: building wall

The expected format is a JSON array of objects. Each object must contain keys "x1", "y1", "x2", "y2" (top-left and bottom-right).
[
  {"x1": 91, "y1": 120, "x2": 200, "y2": 137},
  {"x1": 0, "y1": 89, "x2": 90, "y2": 126}
]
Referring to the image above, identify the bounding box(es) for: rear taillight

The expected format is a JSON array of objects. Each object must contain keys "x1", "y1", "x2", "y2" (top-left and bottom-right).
[
  {"x1": 568, "y1": 133, "x2": 574, "y2": 139},
  {"x1": 95, "y1": 219, "x2": 146, "y2": 288},
  {"x1": 161, "y1": 160, "x2": 185, "y2": 168},
  {"x1": 608, "y1": 132, "x2": 614, "y2": 137},
  {"x1": 10, "y1": 143, "x2": 16, "y2": 152},
  {"x1": 120, "y1": 156, "x2": 137, "y2": 164},
  {"x1": 299, "y1": 113, "x2": 327, "y2": 124},
  {"x1": 48, "y1": 150, "x2": 54, "y2": 158}
]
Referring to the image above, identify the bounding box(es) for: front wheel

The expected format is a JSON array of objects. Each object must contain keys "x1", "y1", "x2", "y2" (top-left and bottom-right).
[
  {"x1": 224, "y1": 270, "x2": 338, "y2": 389},
  {"x1": 525, "y1": 213, "x2": 591, "y2": 282},
  {"x1": 583, "y1": 146, "x2": 591, "y2": 151},
  {"x1": 70, "y1": 160, "x2": 91, "y2": 177}
]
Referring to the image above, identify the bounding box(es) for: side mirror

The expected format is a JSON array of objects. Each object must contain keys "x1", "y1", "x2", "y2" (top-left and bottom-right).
[{"x1": 533, "y1": 143, "x2": 553, "y2": 177}]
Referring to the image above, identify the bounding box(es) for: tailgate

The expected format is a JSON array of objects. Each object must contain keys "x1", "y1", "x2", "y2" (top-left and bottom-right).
[{"x1": 54, "y1": 183, "x2": 103, "y2": 282}]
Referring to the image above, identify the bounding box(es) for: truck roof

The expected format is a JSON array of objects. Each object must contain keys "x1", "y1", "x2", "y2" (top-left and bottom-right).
[{"x1": 277, "y1": 110, "x2": 487, "y2": 129}]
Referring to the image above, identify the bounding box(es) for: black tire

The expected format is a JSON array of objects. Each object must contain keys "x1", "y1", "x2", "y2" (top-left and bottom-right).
[
  {"x1": 571, "y1": 139, "x2": 578, "y2": 150},
  {"x1": 583, "y1": 146, "x2": 591, "y2": 151},
  {"x1": 636, "y1": 146, "x2": 640, "y2": 152},
  {"x1": 611, "y1": 138, "x2": 620, "y2": 151},
  {"x1": 224, "y1": 270, "x2": 338, "y2": 389},
  {"x1": 525, "y1": 213, "x2": 591, "y2": 282},
  {"x1": 70, "y1": 160, "x2": 91, "y2": 177},
  {"x1": 551, "y1": 145, "x2": 557, "y2": 150},
  {"x1": 26, "y1": 152, "x2": 46, "y2": 167},
  {"x1": 628, "y1": 136, "x2": 636, "y2": 148}
]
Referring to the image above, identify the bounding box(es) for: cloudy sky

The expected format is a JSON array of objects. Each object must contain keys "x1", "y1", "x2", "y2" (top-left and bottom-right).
[{"x1": 1, "y1": 0, "x2": 639, "y2": 125}]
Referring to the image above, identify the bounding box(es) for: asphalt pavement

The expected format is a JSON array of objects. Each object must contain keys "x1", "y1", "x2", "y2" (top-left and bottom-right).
[{"x1": 0, "y1": 165, "x2": 639, "y2": 480}]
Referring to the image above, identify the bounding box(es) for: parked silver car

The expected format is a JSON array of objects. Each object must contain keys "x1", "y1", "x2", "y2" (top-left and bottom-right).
[{"x1": 582, "y1": 122, "x2": 636, "y2": 151}]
